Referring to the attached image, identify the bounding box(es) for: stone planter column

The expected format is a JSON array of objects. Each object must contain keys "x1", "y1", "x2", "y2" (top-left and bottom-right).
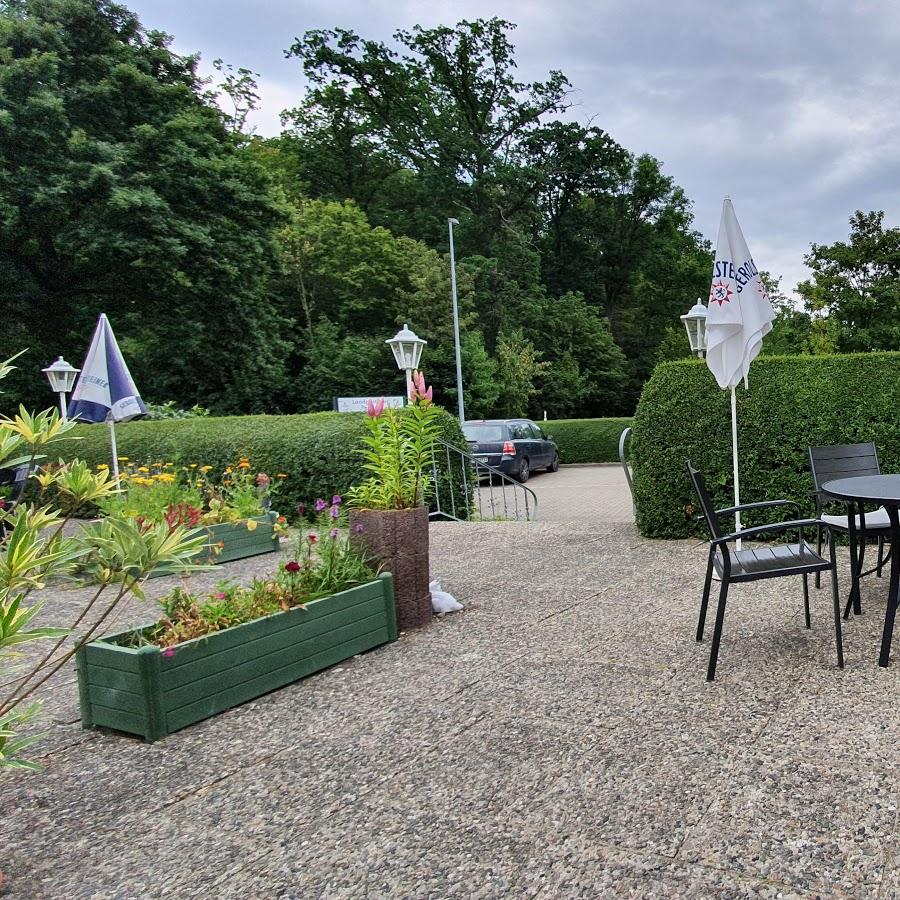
[{"x1": 349, "y1": 506, "x2": 431, "y2": 631}]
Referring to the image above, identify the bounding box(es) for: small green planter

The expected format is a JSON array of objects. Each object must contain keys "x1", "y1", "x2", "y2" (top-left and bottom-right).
[
  {"x1": 146, "y1": 512, "x2": 280, "y2": 578},
  {"x1": 76, "y1": 573, "x2": 398, "y2": 742}
]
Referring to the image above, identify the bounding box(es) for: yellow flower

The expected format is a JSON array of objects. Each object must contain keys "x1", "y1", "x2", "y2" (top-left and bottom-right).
[
  {"x1": 276, "y1": 473, "x2": 288, "y2": 479},
  {"x1": 199, "y1": 465, "x2": 212, "y2": 473},
  {"x1": 117, "y1": 456, "x2": 129, "y2": 462},
  {"x1": 237, "y1": 460, "x2": 251, "y2": 469},
  {"x1": 246, "y1": 519, "x2": 258, "y2": 531},
  {"x1": 156, "y1": 473, "x2": 176, "y2": 483},
  {"x1": 189, "y1": 464, "x2": 197, "y2": 469},
  {"x1": 97, "y1": 463, "x2": 109, "y2": 471},
  {"x1": 138, "y1": 466, "x2": 149, "y2": 473}
]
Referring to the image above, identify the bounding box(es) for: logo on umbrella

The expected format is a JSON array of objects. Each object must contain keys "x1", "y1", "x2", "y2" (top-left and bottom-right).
[{"x1": 709, "y1": 280, "x2": 733, "y2": 306}]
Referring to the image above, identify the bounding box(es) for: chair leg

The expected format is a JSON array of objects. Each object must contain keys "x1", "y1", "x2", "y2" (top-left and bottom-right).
[
  {"x1": 815, "y1": 524, "x2": 823, "y2": 589},
  {"x1": 802, "y1": 574, "x2": 811, "y2": 628},
  {"x1": 706, "y1": 578, "x2": 729, "y2": 681},
  {"x1": 830, "y1": 557, "x2": 845, "y2": 669},
  {"x1": 697, "y1": 548, "x2": 715, "y2": 642},
  {"x1": 877, "y1": 536, "x2": 885, "y2": 578}
]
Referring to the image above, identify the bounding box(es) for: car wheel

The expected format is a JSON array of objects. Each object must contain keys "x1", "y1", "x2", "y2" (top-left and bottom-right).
[
  {"x1": 517, "y1": 457, "x2": 530, "y2": 483},
  {"x1": 547, "y1": 453, "x2": 559, "y2": 473}
]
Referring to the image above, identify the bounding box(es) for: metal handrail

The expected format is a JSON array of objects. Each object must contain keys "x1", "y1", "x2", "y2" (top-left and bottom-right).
[{"x1": 430, "y1": 438, "x2": 538, "y2": 522}]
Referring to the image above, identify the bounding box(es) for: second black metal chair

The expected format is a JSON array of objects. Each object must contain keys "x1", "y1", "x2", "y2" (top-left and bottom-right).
[
  {"x1": 687, "y1": 462, "x2": 844, "y2": 681},
  {"x1": 808, "y1": 443, "x2": 891, "y2": 611}
]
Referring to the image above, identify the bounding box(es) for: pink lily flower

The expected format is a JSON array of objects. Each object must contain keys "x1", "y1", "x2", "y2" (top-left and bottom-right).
[{"x1": 367, "y1": 396, "x2": 385, "y2": 418}]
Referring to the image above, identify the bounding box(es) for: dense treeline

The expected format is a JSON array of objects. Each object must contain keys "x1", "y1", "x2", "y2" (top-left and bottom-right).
[{"x1": 2, "y1": 2, "x2": 885, "y2": 419}]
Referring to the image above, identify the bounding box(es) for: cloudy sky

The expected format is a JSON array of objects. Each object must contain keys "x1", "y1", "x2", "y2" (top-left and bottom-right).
[{"x1": 130, "y1": 0, "x2": 900, "y2": 301}]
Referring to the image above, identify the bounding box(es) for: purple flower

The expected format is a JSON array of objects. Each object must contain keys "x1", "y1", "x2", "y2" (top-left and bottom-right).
[
  {"x1": 332, "y1": 495, "x2": 342, "y2": 506},
  {"x1": 330, "y1": 528, "x2": 339, "y2": 539},
  {"x1": 315, "y1": 499, "x2": 327, "y2": 513},
  {"x1": 353, "y1": 523, "x2": 364, "y2": 534},
  {"x1": 162, "y1": 647, "x2": 175, "y2": 658},
  {"x1": 330, "y1": 505, "x2": 340, "y2": 519}
]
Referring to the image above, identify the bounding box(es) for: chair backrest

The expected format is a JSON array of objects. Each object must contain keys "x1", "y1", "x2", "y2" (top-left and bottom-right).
[
  {"x1": 618, "y1": 427, "x2": 634, "y2": 511},
  {"x1": 686, "y1": 461, "x2": 722, "y2": 540},
  {"x1": 808, "y1": 443, "x2": 881, "y2": 497}
]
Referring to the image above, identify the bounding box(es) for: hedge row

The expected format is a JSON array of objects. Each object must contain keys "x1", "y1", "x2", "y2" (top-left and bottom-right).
[
  {"x1": 632, "y1": 353, "x2": 900, "y2": 538},
  {"x1": 55, "y1": 408, "x2": 469, "y2": 520},
  {"x1": 543, "y1": 418, "x2": 633, "y2": 464}
]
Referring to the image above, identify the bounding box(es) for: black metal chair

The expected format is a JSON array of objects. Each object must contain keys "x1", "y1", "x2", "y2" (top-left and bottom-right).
[
  {"x1": 687, "y1": 462, "x2": 844, "y2": 681},
  {"x1": 809, "y1": 443, "x2": 891, "y2": 607},
  {"x1": 618, "y1": 426, "x2": 634, "y2": 516}
]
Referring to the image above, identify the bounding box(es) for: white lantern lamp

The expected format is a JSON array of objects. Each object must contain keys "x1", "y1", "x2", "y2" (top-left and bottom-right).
[
  {"x1": 680, "y1": 300, "x2": 708, "y2": 358},
  {"x1": 42, "y1": 356, "x2": 80, "y2": 419},
  {"x1": 386, "y1": 324, "x2": 427, "y2": 397}
]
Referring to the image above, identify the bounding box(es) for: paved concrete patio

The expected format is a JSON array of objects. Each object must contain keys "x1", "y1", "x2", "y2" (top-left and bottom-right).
[{"x1": 4, "y1": 506, "x2": 900, "y2": 897}]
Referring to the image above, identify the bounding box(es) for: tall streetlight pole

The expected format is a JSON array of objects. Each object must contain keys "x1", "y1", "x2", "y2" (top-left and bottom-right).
[{"x1": 447, "y1": 217, "x2": 466, "y2": 423}]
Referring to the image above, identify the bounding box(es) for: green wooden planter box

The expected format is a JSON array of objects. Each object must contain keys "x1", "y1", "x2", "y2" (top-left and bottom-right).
[
  {"x1": 147, "y1": 512, "x2": 280, "y2": 578},
  {"x1": 75, "y1": 573, "x2": 397, "y2": 741}
]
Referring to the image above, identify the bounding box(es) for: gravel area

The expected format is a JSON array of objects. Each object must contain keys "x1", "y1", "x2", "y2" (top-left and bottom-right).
[{"x1": 4, "y1": 519, "x2": 900, "y2": 898}]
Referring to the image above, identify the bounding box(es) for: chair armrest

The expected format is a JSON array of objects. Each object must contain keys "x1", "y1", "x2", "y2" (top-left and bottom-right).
[
  {"x1": 715, "y1": 499, "x2": 800, "y2": 517},
  {"x1": 711, "y1": 518, "x2": 824, "y2": 546}
]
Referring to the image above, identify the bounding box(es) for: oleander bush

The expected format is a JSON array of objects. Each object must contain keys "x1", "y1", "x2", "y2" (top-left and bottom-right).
[
  {"x1": 543, "y1": 418, "x2": 633, "y2": 464},
  {"x1": 632, "y1": 353, "x2": 900, "y2": 538},
  {"x1": 55, "y1": 409, "x2": 469, "y2": 520}
]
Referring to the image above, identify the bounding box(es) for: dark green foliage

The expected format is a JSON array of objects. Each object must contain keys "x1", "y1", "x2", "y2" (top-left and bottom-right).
[
  {"x1": 0, "y1": 0, "x2": 288, "y2": 412},
  {"x1": 543, "y1": 418, "x2": 633, "y2": 464},
  {"x1": 632, "y1": 354, "x2": 900, "y2": 538},
  {"x1": 798, "y1": 211, "x2": 900, "y2": 353},
  {"x1": 56, "y1": 407, "x2": 468, "y2": 519}
]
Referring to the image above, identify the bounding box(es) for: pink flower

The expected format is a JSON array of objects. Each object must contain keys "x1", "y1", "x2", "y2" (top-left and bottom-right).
[
  {"x1": 367, "y1": 397, "x2": 385, "y2": 418},
  {"x1": 308, "y1": 533, "x2": 318, "y2": 544},
  {"x1": 330, "y1": 528, "x2": 339, "y2": 539},
  {"x1": 409, "y1": 370, "x2": 432, "y2": 404},
  {"x1": 332, "y1": 495, "x2": 342, "y2": 506},
  {"x1": 256, "y1": 473, "x2": 270, "y2": 487},
  {"x1": 315, "y1": 499, "x2": 327, "y2": 512},
  {"x1": 162, "y1": 647, "x2": 175, "y2": 658},
  {"x1": 285, "y1": 560, "x2": 301, "y2": 573},
  {"x1": 215, "y1": 591, "x2": 227, "y2": 600},
  {"x1": 330, "y1": 505, "x2": 340, "y2": 519}
]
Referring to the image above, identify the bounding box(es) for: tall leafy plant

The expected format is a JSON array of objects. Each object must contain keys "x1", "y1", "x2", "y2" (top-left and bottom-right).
[
  {"x1": 348, "y1": 372, "x2": 443, "y2": 510},
  {"x1": 0, "y1": 356, "x2": 206, "y2": 773}
]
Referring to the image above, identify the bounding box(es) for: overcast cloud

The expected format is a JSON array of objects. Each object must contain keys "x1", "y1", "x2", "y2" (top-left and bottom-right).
[{"x1": 130, "y1": 0, "x2": 900, "y2": 302}]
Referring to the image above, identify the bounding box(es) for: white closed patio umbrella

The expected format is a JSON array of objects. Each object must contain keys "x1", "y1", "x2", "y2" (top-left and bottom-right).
[{"x1": 705, "y1": 198, "x2": 775, "y2": 545}]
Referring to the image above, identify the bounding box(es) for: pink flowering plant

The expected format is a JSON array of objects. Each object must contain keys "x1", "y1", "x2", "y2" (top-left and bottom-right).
[
  {"x1": 123, "y1": 495, "x2": 374, "y2": 650},
  {"x1": 348, "y1": 370, "x2": 443, "y2": 510}
]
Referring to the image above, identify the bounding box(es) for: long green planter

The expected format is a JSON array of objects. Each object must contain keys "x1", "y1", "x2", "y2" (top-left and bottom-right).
[{"x1": 75, "y1": 573, "x2": 398, "y2": 741}]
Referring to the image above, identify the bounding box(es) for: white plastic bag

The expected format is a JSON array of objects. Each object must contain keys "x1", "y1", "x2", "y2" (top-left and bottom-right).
[{"x1": 430, "y1": 579, "x2": 463, "y2": 614}]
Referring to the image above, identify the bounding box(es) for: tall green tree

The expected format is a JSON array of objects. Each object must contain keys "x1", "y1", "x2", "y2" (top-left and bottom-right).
[
  {"x1": 0, "y1": 0, "x2": 288, "y2": 412},
  {"x1": 797, "y1": 210, "x2": 900, "y2": 352}
]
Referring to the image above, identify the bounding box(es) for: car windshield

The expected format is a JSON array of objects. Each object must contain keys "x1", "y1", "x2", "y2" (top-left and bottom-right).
[{"x1": 463, "y1": 424, "x2": 504, "y2": 442}]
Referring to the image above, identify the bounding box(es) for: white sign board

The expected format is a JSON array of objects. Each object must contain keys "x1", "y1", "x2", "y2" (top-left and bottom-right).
[{"x1": 334, "y1": 396, "x2": 406, "y2": 413}]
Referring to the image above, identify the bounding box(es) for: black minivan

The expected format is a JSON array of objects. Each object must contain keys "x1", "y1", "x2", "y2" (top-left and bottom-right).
[{"x1": 462, "y1": 419, "x2": 559, "y2": 483}]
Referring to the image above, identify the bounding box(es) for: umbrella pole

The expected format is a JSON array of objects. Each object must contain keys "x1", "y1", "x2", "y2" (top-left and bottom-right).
[
  {"x1": 731, "y1": 386, "x2": 742, "y2": 549},
  {"x1": 108, "y1": 419, "x2": 120, "y2": 481}
]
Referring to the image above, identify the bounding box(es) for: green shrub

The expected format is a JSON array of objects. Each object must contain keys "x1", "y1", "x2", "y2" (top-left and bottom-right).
[
  {"x1": 543, "y1": 418, "x2": 633, "y2": 464},
  {"x1": 632, "y1": 353, "x2": 900, "y2": 538},
  {"x1": 55, "y1": 409, "x2": 468, "y2": 520}
]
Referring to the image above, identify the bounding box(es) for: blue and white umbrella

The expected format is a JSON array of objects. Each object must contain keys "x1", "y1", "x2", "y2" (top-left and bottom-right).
[{"x1": 68, "y1": 313, "x2": 146, "y2": 477}]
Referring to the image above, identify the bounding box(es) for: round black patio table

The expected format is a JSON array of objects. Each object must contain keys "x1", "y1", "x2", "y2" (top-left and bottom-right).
[{"x1": 822, "y1": 474, "x2": 900, "y2": 667}]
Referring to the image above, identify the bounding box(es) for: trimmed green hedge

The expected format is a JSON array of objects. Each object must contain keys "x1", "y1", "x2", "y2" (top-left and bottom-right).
[
  {"x1": 543, "y1": 417, "x2": 633, "y2": 464},
  {"x1": 632, "y1": 353, "x2": 900, "y2": 538},
  {"x1": 55, "y1": 408, "x2": 468, "y2": 520}
]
